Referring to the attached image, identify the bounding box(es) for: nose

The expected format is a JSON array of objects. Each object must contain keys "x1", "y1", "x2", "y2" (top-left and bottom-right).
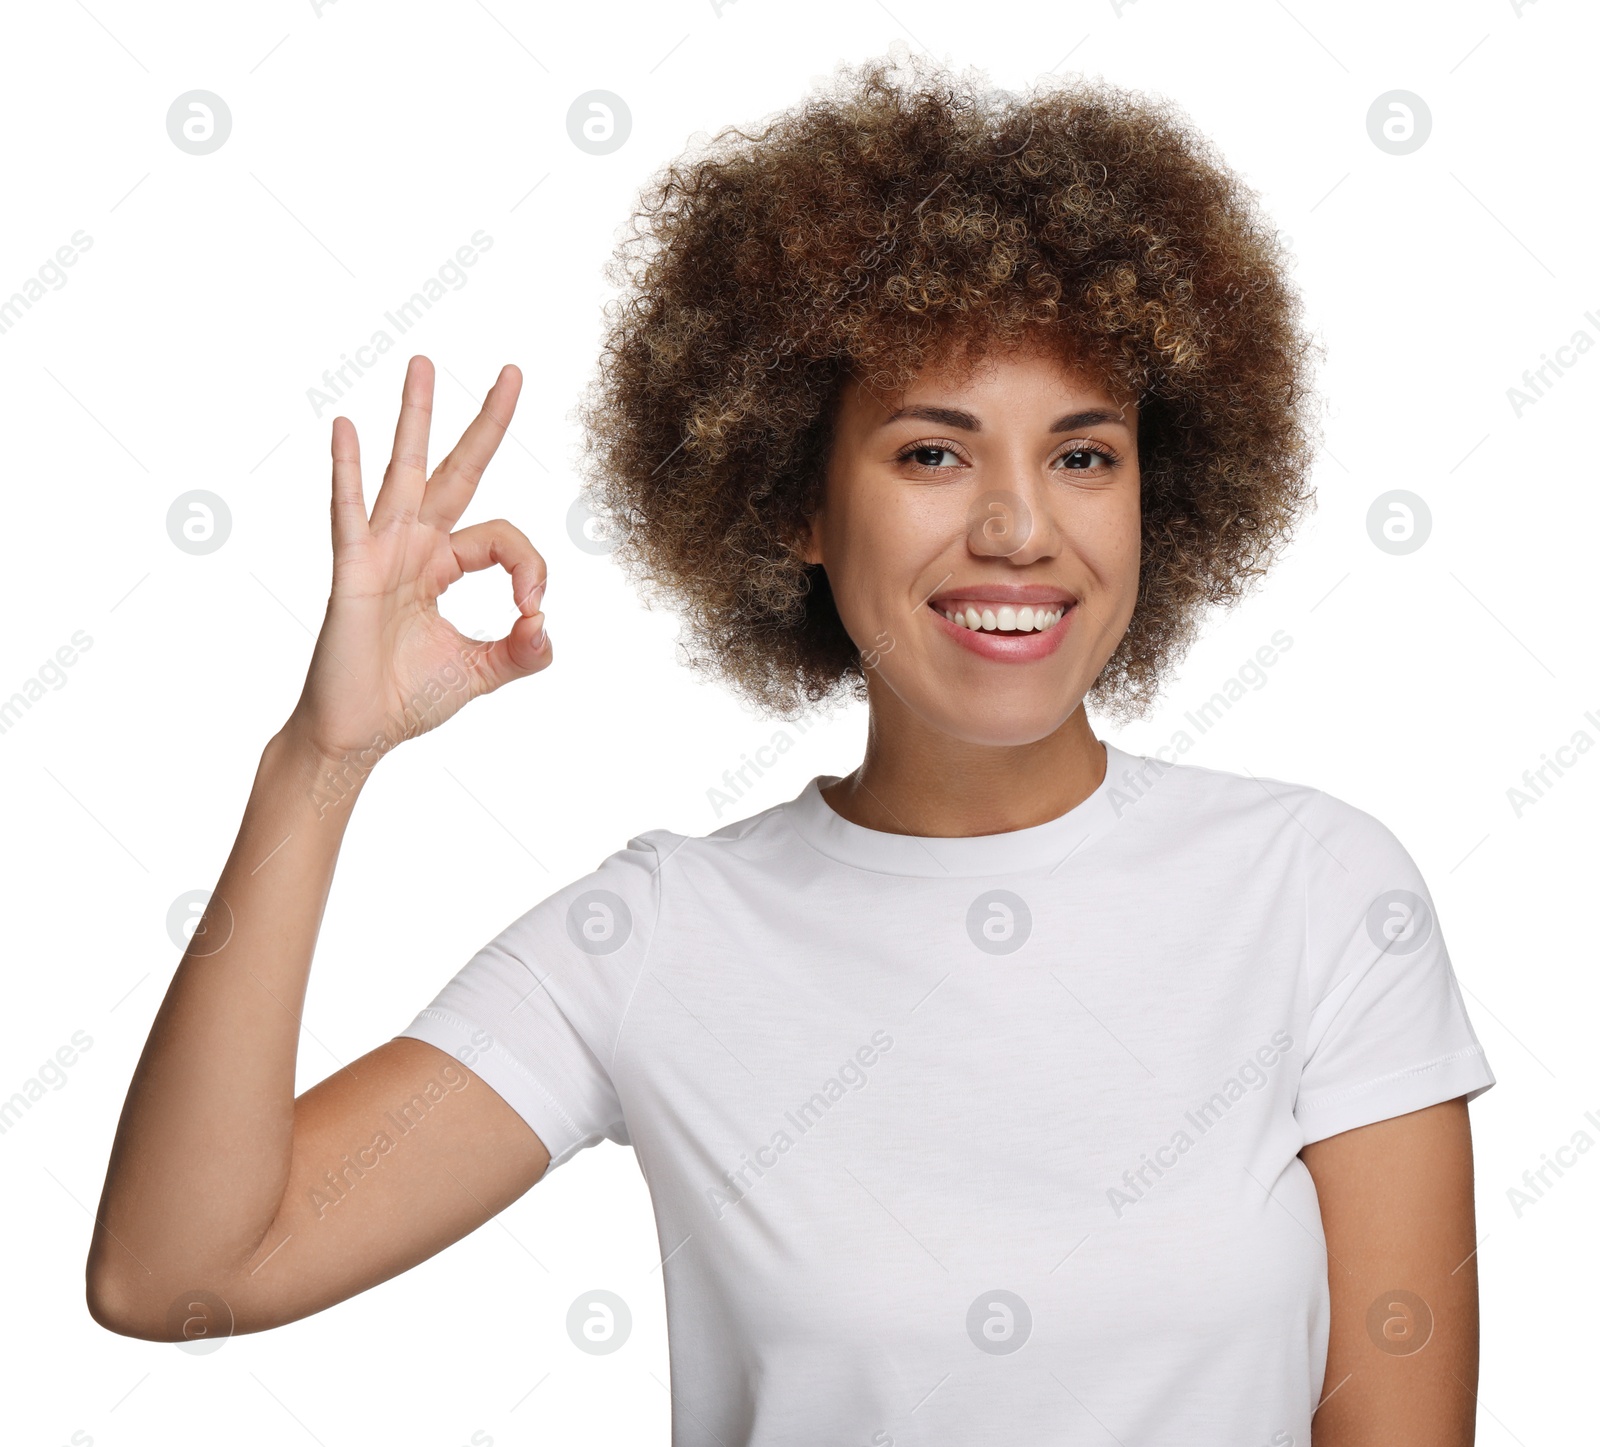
[{"x1": 965, "y1": 477, "x2": 1063, "y2": 563}]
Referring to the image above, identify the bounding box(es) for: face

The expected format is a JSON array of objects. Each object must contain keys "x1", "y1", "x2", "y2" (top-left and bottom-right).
[{"x1": 802, "y1": 337, "x2": 1142, "y2": 748}]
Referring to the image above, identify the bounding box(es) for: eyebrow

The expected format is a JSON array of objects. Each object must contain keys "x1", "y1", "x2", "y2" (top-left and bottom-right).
[{"x1": 877, "y1": 404, "x2": 1133, "y2": 434}]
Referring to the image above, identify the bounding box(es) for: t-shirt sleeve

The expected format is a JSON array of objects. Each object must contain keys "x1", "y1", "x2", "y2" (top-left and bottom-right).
[
  {"x1": 1293, "y1": 793, "x2": 1496, "y2": 1146},
  {"x1": 394, "y1": 832, "x2": 665, "y2": 1174}
]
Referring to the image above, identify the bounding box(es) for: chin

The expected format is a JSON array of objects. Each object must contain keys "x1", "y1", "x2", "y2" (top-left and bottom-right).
[
  {"x1": 903, "y1": 689, "x2": 1083, "y2": 750},
  {"x1": 936, "y1": 717, "x2": 1076, "y2": 749}
]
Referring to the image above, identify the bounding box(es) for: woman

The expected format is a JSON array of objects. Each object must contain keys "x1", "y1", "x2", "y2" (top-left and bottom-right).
[{"x1": 86, "y1": 52, "x2": 1495, "y2": 1445}]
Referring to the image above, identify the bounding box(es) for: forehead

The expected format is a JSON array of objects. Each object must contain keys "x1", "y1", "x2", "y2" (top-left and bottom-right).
[{"x1": 839, "y1": 335, "x2": 1135, "y2": 425}]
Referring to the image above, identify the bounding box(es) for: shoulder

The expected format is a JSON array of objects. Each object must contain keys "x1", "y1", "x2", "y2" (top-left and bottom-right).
[
  {"x1": 1110, "y1": 744, "x2": 1413, "y2": 874},
  {"x1": 570, "y1": 786, "x2": 801, "y2": 913},
  {"x1": 1117, "y1": 747, "x2": 1446, "y2": 996},
  {"x1": 1137, "y1": 748, "x2": 1441, "y2": 946}
]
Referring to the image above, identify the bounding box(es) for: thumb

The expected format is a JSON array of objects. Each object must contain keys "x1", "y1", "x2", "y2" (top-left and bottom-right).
[{"x1": 466, "y1": 611, "x2": 550, "y2": 697}]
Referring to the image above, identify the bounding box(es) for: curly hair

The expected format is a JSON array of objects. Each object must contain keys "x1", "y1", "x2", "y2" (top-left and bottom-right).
[{"x1": 573, "y1": 47, "x2": 1323, "y2": 723}]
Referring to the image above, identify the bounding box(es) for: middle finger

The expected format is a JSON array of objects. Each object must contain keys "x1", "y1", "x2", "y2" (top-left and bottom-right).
[{"x1": 370, "y1": 354, "x2": 437, "y2": 532}]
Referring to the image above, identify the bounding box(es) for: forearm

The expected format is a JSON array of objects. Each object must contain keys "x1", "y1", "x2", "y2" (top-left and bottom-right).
[{"x1": 87, "y1": 727, "x2": 369, "y2": 1315}]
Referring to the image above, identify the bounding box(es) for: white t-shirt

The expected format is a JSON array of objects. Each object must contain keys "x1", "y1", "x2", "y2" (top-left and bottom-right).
[{"x1": 399, "y1": 740, "x2": 1495, "y2": 1445}]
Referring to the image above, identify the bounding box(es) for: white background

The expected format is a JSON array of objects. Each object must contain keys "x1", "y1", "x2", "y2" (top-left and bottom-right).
[{"x1": 2, "y1": 0, "x2": 1593, "y2": 1443}]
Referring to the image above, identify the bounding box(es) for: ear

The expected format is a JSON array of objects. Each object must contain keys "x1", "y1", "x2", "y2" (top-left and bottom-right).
[{"x1": 794, "y1": 510, "x2": 824, "y2": 567}]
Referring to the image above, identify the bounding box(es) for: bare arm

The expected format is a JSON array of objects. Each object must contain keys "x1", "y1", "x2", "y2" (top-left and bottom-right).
[
  {"x1": 86, "y1": 356, "x2": 556, "y2": 1340},
  {"x1": 1301, "y1": 1096, "x2": 1480, "y2": 1445}
]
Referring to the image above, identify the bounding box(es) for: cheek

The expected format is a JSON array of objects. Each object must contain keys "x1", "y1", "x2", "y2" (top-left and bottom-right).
[
  {"x1": 831, "y1": 493, "x2": 948, "y2": 615},
  {"x1": 1107, "y1": 493, "x2": 1145, "y2": 585},
  {"x1": 1081, "y1": 495, "x2": 1142, "y2": 586},
  {"x1": 1114, "y1": 529, "x2": 1143, "y2": 588},
  {"x1": 814, "y1": 527, "x2": 880, "y2": 645}
]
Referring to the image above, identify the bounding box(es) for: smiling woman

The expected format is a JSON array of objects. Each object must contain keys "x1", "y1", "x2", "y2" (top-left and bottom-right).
[
  {"x1": 575, "y1": 56, "x2": 1321, "y2": 729},
  {"x1": 796, "y1": 341, "x2": 1144, "y2": 807},
  {"x1": 88, "y1": 45, "x2": 1493, "y2": 1447}
]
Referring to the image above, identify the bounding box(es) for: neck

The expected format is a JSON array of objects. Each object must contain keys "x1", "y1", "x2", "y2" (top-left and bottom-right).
[{"x1": 820, "y1": 690, "x2": 1107, "y2": 838}]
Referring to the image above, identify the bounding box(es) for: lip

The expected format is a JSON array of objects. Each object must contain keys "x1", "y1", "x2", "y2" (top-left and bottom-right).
[
  {"x1": 927, "y1": 583, "x2": 1077, "y2": 610},
  {"x1": 926, "y1": 598, "x2": 1075, "y2": 661}
]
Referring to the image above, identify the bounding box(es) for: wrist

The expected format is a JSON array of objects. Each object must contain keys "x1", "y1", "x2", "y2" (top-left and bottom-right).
[{"x1": 261, "y1": 724, "x2": 378, "y2": 822}]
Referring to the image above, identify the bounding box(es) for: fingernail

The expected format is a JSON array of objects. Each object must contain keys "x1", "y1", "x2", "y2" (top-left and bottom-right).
[
  {"x1": 529, "y1": 610, "x2": 546, "y2": 649},
  {"x1": 527, "y1": 580, "x2": 546, "y2": 611}
]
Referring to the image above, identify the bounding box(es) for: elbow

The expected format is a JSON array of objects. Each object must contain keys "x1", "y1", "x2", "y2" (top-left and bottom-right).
[
  {"x1": 85, "y1": 1202, "x2": 262, "y2": 1340},
  {"x1": 85, "y1": 1222, "x2": 160, "y2": 1338},
  {"x1": 85, "y1": 1265, "x2": 163, "y2": 1340},
  {"x1": 87, "y1": 1266, "x2": 264, "y2": 1344},
  {"x1": 85, "y1": 1262, "x2": 226, "y2": 1344}
]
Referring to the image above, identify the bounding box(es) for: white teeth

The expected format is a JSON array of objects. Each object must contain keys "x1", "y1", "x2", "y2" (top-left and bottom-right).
[{"x1": 939, "y1": 603, "x2": 1067, "y2": 633}]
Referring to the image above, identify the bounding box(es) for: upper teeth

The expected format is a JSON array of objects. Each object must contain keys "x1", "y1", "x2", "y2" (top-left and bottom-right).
[{"x1": 938, "y1": 604, "x2": 1066, "y2": 633}]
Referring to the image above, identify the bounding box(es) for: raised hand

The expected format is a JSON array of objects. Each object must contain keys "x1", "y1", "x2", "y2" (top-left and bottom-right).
[{"x1": 282, "y1": 355, "x2": 549, "y2": 773}]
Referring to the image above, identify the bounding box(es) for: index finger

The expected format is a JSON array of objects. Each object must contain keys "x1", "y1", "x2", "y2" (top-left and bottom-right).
[
  {"x1": 418, "y1": 363, "x2": 523, "y2": 532},
  {"x1": 448, "y1": 517, "x2": 546, "y2": 615}
]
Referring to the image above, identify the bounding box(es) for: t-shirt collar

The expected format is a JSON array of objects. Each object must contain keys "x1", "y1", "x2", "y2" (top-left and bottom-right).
[{"x1": 781, "y1": 739, "x2": 1140, "y2": 878}]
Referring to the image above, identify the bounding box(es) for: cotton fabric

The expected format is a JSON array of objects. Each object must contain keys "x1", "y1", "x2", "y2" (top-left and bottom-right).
[{"x1": 399, "y1": 740, "x2": 1495, "y2": 1445}]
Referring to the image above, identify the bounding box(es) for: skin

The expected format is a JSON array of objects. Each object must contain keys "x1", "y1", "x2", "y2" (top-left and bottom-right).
[
  {"x1": 1301, "y1": 1099, "x2": 1481, "y2": 1444},
  {"x1": 802, "y1": 336, "x2": 1142, "y2": 837},
  {"x1": 85, "y1": 358, "x2": 556, "y2": 1340},
  {"x1": 85, "y1": 349, "x2": 1481, "y2": 1443}
]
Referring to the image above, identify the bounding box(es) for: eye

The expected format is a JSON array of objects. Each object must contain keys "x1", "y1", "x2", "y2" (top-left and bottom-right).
[
  {"x1": 892, "y1": 437, "x2": 1123, "y2": 475},
  {"x1": 894, "y1": 442, "x2": 964, "y2": 470},
  {"x1": 1055, "y1": 441, "x2": 1119, "y2": 471}
]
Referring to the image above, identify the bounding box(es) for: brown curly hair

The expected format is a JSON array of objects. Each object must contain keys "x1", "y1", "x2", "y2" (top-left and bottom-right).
[{"x1": 573, "y1": 47, "x2": 1323, "y2": 723}]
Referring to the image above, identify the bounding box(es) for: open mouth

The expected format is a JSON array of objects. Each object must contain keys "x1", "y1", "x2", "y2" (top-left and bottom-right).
[
  {"x1": 929, "y1": 601, "x2": 1069, "y2": 634},
  {"x1": 923, "y1": 595, "x2": 1078, "y2": 661}
]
